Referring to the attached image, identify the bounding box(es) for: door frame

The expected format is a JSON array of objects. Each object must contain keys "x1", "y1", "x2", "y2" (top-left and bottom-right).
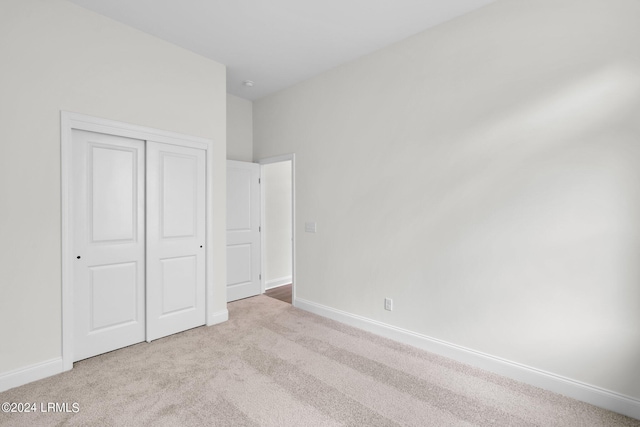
[
  {"x1": 61, "y1": 111, "x2": 211, "y2": 371},
  {"x1": 258, "y1": 154, "x2": 296, "y2": 306}
]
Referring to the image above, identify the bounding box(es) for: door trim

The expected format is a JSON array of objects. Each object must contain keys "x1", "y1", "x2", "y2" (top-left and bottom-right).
[
  {"x1": 258, "y1": 154, "x2": 296, "y2": 306},
  {"x1": 61, "y1": 111, "x2": 212, "y2": 371}
]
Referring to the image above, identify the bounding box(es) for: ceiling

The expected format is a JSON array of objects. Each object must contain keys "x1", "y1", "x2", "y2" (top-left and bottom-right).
[{"x1": 68, "y1": 0, "x2": 495, "y2": 100}]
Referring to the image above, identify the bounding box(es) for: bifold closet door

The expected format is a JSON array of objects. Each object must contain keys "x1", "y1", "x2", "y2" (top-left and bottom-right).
[
  {"x1": 146, "y1": 141, "x2": 206, "y2": 341},
  {"x1": 72, "y1": 130, "x2": 146, "y2": 362}
]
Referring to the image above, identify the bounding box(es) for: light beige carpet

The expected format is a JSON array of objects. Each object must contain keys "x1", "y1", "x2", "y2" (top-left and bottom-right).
[{"x1": 1, "y1": 295, "x2": 638, "y2": 426}]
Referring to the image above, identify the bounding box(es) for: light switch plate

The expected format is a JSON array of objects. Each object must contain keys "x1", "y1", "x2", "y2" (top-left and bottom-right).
[{"x1": 305, "y1": 222, "x2": 317, "y2": 233}]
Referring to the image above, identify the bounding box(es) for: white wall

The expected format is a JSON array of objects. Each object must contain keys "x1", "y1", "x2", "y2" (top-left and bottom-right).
[
  {"x1": 263, "y1": 161, "x2": 292, "y2": 288},
  {"x1": 227, "y1": 94, "x2": 253, "y2": 161},
  {"x1": 254, "y1": 0, "x2": 640, "y2": 401},
  {"x1": 0, "y1": 0, "x2": 226, "y2": 377}
]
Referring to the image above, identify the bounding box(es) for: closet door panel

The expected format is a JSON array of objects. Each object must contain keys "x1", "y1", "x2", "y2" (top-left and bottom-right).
[
  {"x1": 146, "y1": 141, "x2": 206, "y2": 341},
  {"x1": 72, "y1": 130, "x2": 146, "y2": 361}
]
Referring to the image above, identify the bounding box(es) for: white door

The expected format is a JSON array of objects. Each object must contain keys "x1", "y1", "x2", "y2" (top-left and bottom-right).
[
  {"x1": 146, "y1": 141, "x2": 206, "y2": 341},
  {"x1": 72, "y1": 130, "x2": 146, "y2": 361},
  {"x1": 226, "y1": 160, "x2": 261, "y2": 302}
]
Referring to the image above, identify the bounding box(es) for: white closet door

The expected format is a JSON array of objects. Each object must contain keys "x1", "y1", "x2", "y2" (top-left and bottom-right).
[
  {"x1": 72, "y1": 130, "x2": 146, "y2": 361},
  {"x1": 146, "y1": 141, "x2": 206, "y2": 341},
  {"x1": 226, "y1": 160, "x2": 261, "y2": 302}
]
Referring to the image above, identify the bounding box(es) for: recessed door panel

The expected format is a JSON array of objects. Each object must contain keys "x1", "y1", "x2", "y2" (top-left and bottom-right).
[
  {"x1": 227, "y1": 244, "x2": 252, "y2": 286},
  {"x1": 72, "y1": 130, "x2": 145, "y2": 362},
  {"x1": 161, "y1": 256, "x2": 197, "y2": 315},
  {"x1": 90, "y1": 145, "x2": 137, "y2": 243},
  {"x1": 162, "y1": 153, "x2": 197, "y2": 238},
  {"x1": 227, "y1": 168, "x2": 252, "y2": 231},
  {"x1": 90, "y1": 262, "x2": 138, "y2": 331}
]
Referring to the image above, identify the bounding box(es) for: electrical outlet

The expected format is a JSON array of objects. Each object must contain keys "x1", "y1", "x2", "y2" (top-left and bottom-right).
[{"x1": 384, "y1": 298, "x2": 393, "y2": 311}]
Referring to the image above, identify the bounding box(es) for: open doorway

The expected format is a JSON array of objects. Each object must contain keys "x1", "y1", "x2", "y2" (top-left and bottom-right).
[{"x1": 260, "y1": 155, "x2": 295, "y2": 305}]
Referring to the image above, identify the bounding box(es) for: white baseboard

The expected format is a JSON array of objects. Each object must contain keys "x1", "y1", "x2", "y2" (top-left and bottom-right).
[
  {"x1": 295, "y1": 297, "x2": 640, "y2": 421},
  {"x1": 0, "y1": 358, "x2": 64, "y2": 393},
  {"x1": 2, "y1": 310, "x2": 230, "y2": 392},
  {"x1": 265, "y1": 276, "x2": 292, "y2": 290},
  {"x1": 207, "y1": 309, "x2": 229, "y2": 326}
]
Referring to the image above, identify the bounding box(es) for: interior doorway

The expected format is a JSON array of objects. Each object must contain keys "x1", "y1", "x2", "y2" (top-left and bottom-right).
[{"x1": 260, "y1": 154, "x2": 295, "y2": 305}]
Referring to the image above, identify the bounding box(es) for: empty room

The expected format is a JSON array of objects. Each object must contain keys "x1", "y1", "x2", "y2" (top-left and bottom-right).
[{"x1": 1, "y1": 0, "x2": 639, "y2": 425}]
